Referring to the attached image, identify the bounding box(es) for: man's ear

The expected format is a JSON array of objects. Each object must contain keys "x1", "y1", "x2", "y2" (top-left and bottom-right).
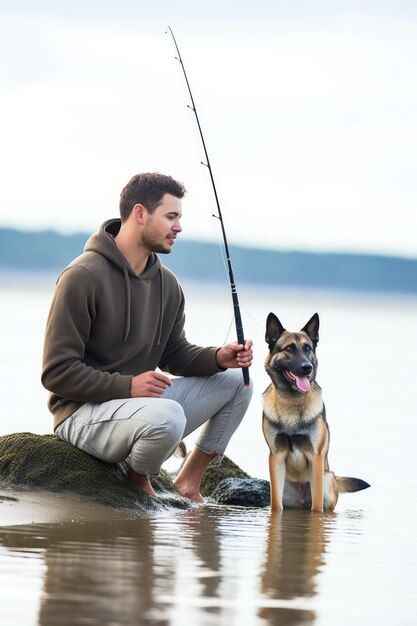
[{"x1": 133, "y1": 203, "x2": 146, "y2": 225}]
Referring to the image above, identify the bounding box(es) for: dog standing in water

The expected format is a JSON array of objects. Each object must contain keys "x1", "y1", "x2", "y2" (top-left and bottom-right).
[{"x1": 262, "y1": 312, "x2": 369, "y2": 512}]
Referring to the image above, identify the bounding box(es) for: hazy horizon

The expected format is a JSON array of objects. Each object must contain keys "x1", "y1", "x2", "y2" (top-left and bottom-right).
[{"x1": 1, "y1": 222, "x2": 417, "y2": 261}]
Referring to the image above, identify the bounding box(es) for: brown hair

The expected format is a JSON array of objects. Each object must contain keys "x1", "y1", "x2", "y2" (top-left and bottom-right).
[{"x1": 119, "y1": 173, "x2": 186, "y2": 221}]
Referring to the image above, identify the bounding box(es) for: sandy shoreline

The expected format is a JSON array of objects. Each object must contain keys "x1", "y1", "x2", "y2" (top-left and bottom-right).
[{"x1": 0, "y1": 491, "x2": 142, "y2": 526}]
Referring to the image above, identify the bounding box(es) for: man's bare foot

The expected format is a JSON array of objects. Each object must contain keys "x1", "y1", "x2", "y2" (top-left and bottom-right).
[
  {"x1": 173, "y1": 478, "x2": 205, "y2": 504},
  {"x1": 173, "y1": 448, "x2": 216, "y2": 504},
  {"x1": 128, "y1": 468, "x2": 159, "y2": 499}
]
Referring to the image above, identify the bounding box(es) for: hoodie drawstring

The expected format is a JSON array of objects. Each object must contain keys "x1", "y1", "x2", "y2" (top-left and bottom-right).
[
  {"x1": 157, "y1": 268, "x2": 164, "y2": 347},
  {"x1": 124, "y1": 267, "x2": 131, "y2": 341}
]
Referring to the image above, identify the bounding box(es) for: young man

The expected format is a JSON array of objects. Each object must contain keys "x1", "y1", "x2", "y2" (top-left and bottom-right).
[{"x1": 42, "y1": 172, "x2": 253, "y2": 503}]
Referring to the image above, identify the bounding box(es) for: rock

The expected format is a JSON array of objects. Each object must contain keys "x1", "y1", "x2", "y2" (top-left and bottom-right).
[
  {"x1": 209, "y1": 477, "x2": 270, "y2": 507},
  {"x1": 0, "y1": 432, "x2": 269, "y2": 512},
  {"x1": 0, "y1": 432, "x2": 188, "y2": 513},
  {"x1": 200, "y1": 455, "x2": 250, "y2": 497}
]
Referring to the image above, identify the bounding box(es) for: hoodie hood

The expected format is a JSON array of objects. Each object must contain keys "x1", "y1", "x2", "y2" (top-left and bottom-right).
[
  {"x1": 84, "y1": 218, "x2": 164, "y2": 342},
  {"x1": 84, "y1": 218, "x2": 162, "y2": 280}
]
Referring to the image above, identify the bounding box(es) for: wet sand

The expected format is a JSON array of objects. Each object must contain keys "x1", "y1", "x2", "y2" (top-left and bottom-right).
[{"x1": 0, "y1": 491, "x2": 141, "y2": 526}]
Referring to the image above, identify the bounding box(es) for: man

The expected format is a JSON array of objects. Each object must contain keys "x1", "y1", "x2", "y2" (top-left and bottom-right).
[{"x1": 42, "y1": 172, "x2": 253, "y2": 503}]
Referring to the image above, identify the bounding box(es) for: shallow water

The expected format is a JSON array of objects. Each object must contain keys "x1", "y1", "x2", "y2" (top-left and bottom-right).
[
  {"x1": 1, "y1": 275, "x2": 417, "y2": 625},
  {"x1": 0, "y1": 503, "x2": 415, "y2": 626}
]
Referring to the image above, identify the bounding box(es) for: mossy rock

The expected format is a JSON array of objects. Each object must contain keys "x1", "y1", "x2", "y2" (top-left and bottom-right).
[
  {"x1": 200, "y1": 455, "x2": 250, "y2": 497},
  {"x1": 0, "y1": 433, "x2": 255, "y2": 512},
  {"x1": 0, "y1": 432, "x2": 187, "y2": 512}
]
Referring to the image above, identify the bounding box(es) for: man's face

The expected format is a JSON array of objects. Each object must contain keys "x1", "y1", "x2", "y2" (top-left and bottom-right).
[{"x1": 141, "y1": 193, "x2": 182, "y2": 254}]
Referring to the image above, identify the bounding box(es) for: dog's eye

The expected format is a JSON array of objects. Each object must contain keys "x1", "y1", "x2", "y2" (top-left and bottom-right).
[
  {"x1": 303, "y1": 345, "x2": 312, "y2": 354},
  {"x1": 283, "y1": 344, "x2": 296, "y2": 354}
]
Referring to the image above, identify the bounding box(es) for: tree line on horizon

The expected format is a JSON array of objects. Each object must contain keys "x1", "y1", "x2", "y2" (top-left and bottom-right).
[{"x1": 0, "y1": 226, "x2": 416, "y2": 294}]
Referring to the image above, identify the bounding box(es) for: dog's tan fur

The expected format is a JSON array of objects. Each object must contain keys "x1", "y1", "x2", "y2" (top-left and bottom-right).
[{"x1": 263, "y1": 313, "x2": 369, "y2": 513}]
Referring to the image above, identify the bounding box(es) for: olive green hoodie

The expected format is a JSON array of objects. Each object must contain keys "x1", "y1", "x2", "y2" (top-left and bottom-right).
[{"x1": 42, "y1": 219, "x2": 222, "y2": 430}]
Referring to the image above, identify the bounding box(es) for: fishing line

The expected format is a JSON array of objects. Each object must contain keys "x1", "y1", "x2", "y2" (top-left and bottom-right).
[
  {"x1": 166, "y1": 26, "x2": 250, "y2": 386},
  {"x1": 223, "y1": 315, "x2": 235, "y2": 346}
]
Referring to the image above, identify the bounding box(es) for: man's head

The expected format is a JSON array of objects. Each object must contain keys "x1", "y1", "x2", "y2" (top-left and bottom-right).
[{"x1": 119, "y1": 173, "x2": 186, "y2": 222}]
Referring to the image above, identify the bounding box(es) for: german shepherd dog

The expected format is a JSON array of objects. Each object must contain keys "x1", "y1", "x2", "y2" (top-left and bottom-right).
[{"x1": 263, "y1": 312, "x2": 370, "y2": 512}]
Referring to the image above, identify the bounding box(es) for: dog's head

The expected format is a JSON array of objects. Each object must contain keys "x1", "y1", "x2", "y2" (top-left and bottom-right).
[{"x1": 265, "y1": 313, "x2": 319, "y2": 394}]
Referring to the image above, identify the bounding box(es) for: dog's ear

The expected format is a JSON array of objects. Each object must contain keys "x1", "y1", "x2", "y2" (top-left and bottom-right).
[
  {"x1": 266, "y1": 313, "x2": 286, "y2": 352},
  {"x1": 301, "y1": 313, "x2": 320, "y2": 349}
]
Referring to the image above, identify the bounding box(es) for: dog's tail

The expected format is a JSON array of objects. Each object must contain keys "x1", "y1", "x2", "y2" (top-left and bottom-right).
[
  {"x1": 174, "y1": 441, "x2": 187, "y2": 458},
  {"x1": 336, "y1": 476, "x2": 370, "y2": 493}
]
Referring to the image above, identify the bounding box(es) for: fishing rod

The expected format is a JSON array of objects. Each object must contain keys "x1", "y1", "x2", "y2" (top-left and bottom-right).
[{"x1": 166, "y1": 26, "x2": 250, "y2": 387}]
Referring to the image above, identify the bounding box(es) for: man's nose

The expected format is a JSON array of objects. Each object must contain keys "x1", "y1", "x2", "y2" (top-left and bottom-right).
[{"x1": 173, "y1": 219, "x2": 182, "y2": 232}]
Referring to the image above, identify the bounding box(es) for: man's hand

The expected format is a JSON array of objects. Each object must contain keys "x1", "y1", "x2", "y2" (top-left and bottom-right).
[
  {"x1": 216, "y1": 339, "x2": 253, "y2": 370},
  {"x1": 130, "y1": 371, "x2": 173, "y2": 398}
]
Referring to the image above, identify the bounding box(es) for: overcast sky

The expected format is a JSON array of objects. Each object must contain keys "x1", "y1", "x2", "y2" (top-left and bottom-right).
[{"x1": 0, "y1": 1, "x2": 416, "y2": 257}]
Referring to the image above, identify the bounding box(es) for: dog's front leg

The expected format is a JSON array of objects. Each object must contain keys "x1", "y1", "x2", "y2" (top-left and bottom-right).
[
  {"x1": 269, "y1": 452, "x2": 286, "y2": 512},
  {"x1": 309, "y1": 454, "x2": 324, "y2": 513}
]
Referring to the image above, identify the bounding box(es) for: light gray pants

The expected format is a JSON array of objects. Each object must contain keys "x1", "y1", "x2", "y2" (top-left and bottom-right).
[{"x1": 56, "y1": 370, "x2": 253, "y2": 475}]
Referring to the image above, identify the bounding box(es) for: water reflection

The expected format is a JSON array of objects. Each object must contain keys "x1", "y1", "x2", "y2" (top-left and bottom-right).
[
  {"x1": 0, "y1": 507, "x2": 338, "y2": 626},
  {"x1": 0, "y1": 519, "x2": 157, "y2": 625},
  {"x1": 259, "y1": 510, "x2": 334, "y2": 625},
  {"x1": 0, "y1": 512, "x2": 227, "y2": 625}
]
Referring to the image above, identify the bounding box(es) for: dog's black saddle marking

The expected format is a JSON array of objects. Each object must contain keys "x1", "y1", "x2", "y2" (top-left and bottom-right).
[{"x1": 274, "y1": 433, "x2": 314, "y2": 454}]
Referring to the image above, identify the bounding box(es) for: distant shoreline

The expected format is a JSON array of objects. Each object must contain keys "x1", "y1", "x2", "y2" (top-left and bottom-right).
[{"x1": 1, "y1": 226, "x2": 416, "y2": 294}]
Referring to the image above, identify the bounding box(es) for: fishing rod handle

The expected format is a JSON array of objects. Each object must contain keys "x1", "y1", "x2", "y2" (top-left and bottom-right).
[
  {"x1": 233, "y1": 301, "x2": 250, "y2": 387},
  {"x1": 241, "y1": 366, "x2": 250, "y2": 387}
]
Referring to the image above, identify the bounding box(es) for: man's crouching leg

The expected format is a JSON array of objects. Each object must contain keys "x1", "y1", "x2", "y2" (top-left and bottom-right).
[
  {"x1": 127, "y1": 399, "x2": 186, "y2": 499},
  {"x1": 56, "y1": 397, "x2": 186, "y2": 500},
  {"x1": 167, "y1": 370, "x2": 254, "y2": 502}
]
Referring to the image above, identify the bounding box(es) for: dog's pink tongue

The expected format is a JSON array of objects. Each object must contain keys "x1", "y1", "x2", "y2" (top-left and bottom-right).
[{"x1": 295, "y1": 376, "x2": 311, "y2": 393}]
